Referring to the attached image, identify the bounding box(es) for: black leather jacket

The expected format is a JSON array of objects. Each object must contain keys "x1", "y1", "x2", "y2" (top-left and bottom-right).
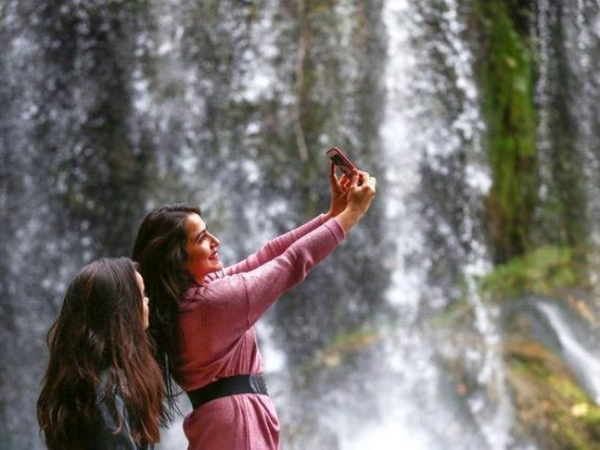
[{"x1": 94, "y1": 373, "x2": 155, "y2": 450}]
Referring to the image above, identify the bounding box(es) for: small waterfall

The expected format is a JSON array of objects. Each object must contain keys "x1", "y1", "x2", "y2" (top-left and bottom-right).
[{"x1": 536, "y1": 302, "x2": 600, "y2": 404}]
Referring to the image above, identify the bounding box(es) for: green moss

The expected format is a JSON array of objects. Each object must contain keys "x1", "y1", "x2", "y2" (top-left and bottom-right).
[
  {"x1": 505, "y1": 340, "x2": 600, "y2": 448},
  {"x1": 477, "y1": 246, "x2": 583, "y2": 300},
  {"x1": 474, "y1": 0, "x2": 538, "y2": 263}
]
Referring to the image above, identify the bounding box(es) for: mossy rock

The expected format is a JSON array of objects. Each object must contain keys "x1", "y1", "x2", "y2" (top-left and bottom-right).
[
  {"x1": 475, "y1": 0, "x2": 538, "y2": 263},
  {"x1": 504, "y1": 340, "x2": 600, "y2": 449}
]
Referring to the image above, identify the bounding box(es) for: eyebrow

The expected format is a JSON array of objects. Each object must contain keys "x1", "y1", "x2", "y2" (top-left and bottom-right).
[{"x1": 194, "y1": 228, "x2": 208, "y2": 243}]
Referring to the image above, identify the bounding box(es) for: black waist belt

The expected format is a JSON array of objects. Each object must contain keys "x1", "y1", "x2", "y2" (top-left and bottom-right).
[{"x1": 187, "y1": 374, "x2": 269, "y2": 410}]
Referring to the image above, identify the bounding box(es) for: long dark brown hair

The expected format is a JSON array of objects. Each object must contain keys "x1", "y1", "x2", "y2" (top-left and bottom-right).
[
  {"x1": 131, "y1": 204, "x2": 201, "y2": 416},
  {"x1": 37, "y1": 257, "x2": 164, "y2": 449}
]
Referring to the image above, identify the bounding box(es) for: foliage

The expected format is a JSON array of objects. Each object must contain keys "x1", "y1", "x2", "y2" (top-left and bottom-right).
[
  {"x1": 476, "y1": 246, "x2": 583, "y2": 300},
  {"x1": 474, "y1": 0, "x2": 538, "y2": 264}
]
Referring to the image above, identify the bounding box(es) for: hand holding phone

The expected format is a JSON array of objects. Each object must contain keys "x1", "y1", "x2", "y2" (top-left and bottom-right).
[
  {"x1": 335, "y1": 167, "x2": 377, "y2": 234},
  {"x1": 325, "y1": 147, "x2": 376, "y2": 232}
]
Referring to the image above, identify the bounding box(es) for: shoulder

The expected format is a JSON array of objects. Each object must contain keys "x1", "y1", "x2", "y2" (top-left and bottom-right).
[
  {"x1": 93, "y1": 372, "x2": 139, "y2": 449},
  {"x1": 180, "y1": 272, "x2": 247, "y2": 311},
  {"x1": 94, "y1": 372, "x2": 124, "y2": 429}
]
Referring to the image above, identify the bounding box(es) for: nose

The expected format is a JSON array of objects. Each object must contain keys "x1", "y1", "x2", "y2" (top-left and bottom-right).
[{"x1": 209, "y1": 232, "x2": 220, "y2": 247}]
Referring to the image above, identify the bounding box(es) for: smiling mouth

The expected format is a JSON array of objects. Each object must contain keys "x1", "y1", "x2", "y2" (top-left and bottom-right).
[{"x1": 209, "y1": 251, "x2": 219, "y2": 261}]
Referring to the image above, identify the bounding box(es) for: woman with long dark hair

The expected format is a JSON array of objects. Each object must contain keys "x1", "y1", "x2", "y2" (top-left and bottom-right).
[
  {"x1": 37, "y1": 257, "x2": 165, "y2": 450},
  {"x1": 132, "y1": 165, "x2": 376, "y2": 449}
]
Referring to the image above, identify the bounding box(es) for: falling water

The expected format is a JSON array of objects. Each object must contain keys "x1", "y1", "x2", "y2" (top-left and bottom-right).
[
  {"x1": 568, "y1": 1, "x2": 600, "y2": 285},
  {"x1": 536, "y1": 302, "x2": 600, "y2": 403},
  {"x1": 4, "y1": 0, "x2": 600, "y2": 448},
  {"x1": 372, "y1": 1, "x2": 512, "y2": 448},
  {"x1": 534, "y1": 0, "x2": 600, "y2": 277}
]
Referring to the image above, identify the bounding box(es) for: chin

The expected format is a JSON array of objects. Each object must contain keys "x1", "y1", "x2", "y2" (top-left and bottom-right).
[{"x1": 208, "y1": 264, "x2": 222, "y2": 273}]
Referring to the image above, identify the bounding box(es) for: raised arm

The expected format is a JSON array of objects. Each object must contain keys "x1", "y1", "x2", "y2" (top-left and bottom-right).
[
  {"x1": 222, "y1": 214, "x2": 326, "y2": 276},
  {"x1": 218, "y1": 161, "x2": 360, "y2": 277},
  {"x1": 181, "y1": 167, "x2": 377, "y2": 353},
  {"x1": 181, "y1": 219, "x2": 346, "y2": 351}
]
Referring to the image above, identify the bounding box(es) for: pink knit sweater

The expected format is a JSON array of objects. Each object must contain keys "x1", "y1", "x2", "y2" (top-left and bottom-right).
[{"x1": 173, "y1": 215, "x2": 346, "y2": 450}]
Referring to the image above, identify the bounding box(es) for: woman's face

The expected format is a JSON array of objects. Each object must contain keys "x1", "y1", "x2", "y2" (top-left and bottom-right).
[
  {"x1": 135, "y1": 270, "x2": 150, "y2": 330},
  {"x1": 183, "y1": 213, "x2": 222, "y2": 283}
]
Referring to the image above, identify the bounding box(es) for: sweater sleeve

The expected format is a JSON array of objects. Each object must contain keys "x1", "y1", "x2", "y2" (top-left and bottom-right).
[
  {"x1": 182, "y1": 219, "x2": 345, "y2": 347},
  {"x1": 205, "y1": 215, "x2": 326, "y2": 282}
]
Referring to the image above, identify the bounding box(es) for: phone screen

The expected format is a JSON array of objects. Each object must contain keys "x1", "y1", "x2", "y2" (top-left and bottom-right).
[
  {"x1": 327, "y1": 147, "x2": 357, "y2": 177},
  {"x1": 331, "y1": 154, "x2": 352, "y2": 175}
]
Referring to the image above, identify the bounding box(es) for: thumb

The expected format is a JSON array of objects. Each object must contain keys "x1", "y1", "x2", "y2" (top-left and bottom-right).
[
  {"x1": 329, "y1": 161, "x2": 337, "y2": 183},
  {"x1": 350, "y1": 169, "x2": 359, "y2": 189}
]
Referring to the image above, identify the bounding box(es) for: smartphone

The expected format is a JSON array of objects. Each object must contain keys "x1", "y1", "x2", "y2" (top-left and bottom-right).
[{"x1": 326, "y1": 147, "x2": 358, "y2": 178}]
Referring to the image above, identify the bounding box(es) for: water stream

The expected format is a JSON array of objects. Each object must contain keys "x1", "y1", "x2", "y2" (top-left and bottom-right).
[
  {"x1": 2, "y1": 1, "x2": 600, "y2": 449},
  {"x1": 536, "y1": 302, "x2": 600, "y2": 404}
]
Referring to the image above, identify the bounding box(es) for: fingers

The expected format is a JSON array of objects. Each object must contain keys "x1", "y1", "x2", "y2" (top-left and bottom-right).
[
  {"x1": 360, "y1": 171, "x2": 370, "y2": 187},
  {"x1": 331, "y1": 163, "x2": 372, "y2": 191},
  {"x1": 350, "y1": 169, "x2": 360, "y2": 188},
  {"x1": 352, "y1": 170, "x2": 372, "y2": 188},
  {"x1": 330, "y1": 161, "x2": 338, "y2": 183},
  {"x1": 354, "y1": 171, "x2": 377, "y2": 197},
  {"x1": 337, "y1": 173, "x2": 350, "y2": 190}
]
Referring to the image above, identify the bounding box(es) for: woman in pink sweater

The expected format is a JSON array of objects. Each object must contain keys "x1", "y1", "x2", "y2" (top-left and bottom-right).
[{"x1": 132, "y1": 165, "x2": 376, "y2": 449}]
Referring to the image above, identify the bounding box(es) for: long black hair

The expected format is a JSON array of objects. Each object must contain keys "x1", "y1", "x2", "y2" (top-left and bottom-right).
[{"x1": 132, "y1": 204, "x2": 201, "y2": 417}]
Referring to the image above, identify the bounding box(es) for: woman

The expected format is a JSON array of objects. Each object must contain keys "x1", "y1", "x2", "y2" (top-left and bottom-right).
[
  {"x1": 132, "y1": 164, "x2": 376, "y2": 449},
  {"x1": 37, "y1": 257, "x2": 165, "y2": 450}
]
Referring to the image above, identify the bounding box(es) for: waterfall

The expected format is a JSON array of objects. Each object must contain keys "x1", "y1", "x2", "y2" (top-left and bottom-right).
[
  {"x1": 567, "y1": 1, "x2": 600, "y2": 282},
  {"x1": 372, "y1": 1, "x2": 512, "y2": 448},
  {"x1": 536, "y1": 302, "x2": 600, "y2": 403},
  {"x1": 4, "y1": 0, "x2": 600, "y2": 448},
  {"x1": 533, "y1": 0, "x2": 600, "y2": 274}
]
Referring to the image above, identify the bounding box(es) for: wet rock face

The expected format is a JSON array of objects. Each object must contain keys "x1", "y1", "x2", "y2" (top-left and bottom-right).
[
  {"x1": 498, "y1": 291, "x2": 600, "y2": 448},
  {"x1": 4, "y1": 0, "x2": 600, "y2": 448},
  {"x1": 504, "y1": 322, "x2": 600, "y2": 448}
]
